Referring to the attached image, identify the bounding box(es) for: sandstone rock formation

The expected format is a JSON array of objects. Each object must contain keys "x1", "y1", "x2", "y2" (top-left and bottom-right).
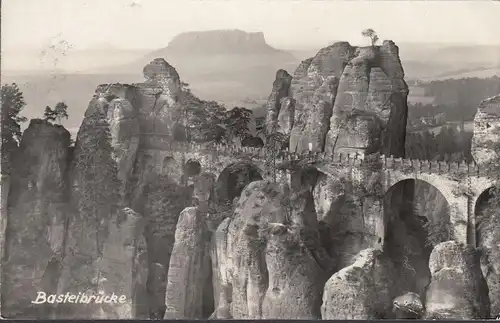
[
  {"x1": 265, "y1": 69, "x2": 292, "y2": 134},
  {"x1": 321, "y1": 248, "x2": 395, "y2": 319},
  {"x1": 164, "y1": 207, "x2": 212, "y2": 319},
  {"x1": 95, "y1": 208, "x2": 146, "y2": 319},
  {"x1": 262, "y1": 224, "x2": 324, "y2": 319},
  {"x1": 262, "y1": 41, "x2": 408, "y2": 157},
  {"x1": 2, "y1": 120, "x2": 70, "y2": 318},
  {"x1": 3, "y1": 40, "x2": 496, "y2": 321},
  {"x1": 211, "y1": 180, "x2": 331, "y2": 319},
  {"x1": 288, "y1": 42, "x2": 354, "y2": 153},
  {"x1": 392, "y1": 292, "x2": 424, "y2": 319},
  {"x1": 57, "y1": 98, "x2": 122, "y2": 318},
  {"x1": 475, "y1": 187, "x2": 500, "y2": 317},
  {"x1": 106, "y1": 98, "x2": 140, "y2": 199},
  {"x1": 424, "y1": 241, "x2": 490, "y2": 319},
  {"x1": 471, "y1": 94, "x2": 500, "y2": 166}
]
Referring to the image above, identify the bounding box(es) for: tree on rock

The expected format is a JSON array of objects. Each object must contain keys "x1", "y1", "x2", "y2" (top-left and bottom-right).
[
  {"x1": 43, "y1": 102, "x2": 69, "y2": 124},
  {"x1": 224, "y1": 107, "x2": 253, "y2": 143},
  {"x1": 362, "y1": 28, "x2": 379, "y2": 46},
  {"x1": 43, "y1": 106, "x2": 57, "y2": 122},
  {"x1": 178, "y1": 83, "x2": 226, "y2": 143},
  {"x1": 1, "y1": 83, "x2": 27, "y2": 174},
  {"x1": 1, "y1": 83, "x2": 27, "y2": 143}
]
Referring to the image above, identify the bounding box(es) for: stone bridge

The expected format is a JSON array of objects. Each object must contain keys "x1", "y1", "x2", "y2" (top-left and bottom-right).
[{"x1": 138, "y1": 134, "x2": 500, "y2": 247}]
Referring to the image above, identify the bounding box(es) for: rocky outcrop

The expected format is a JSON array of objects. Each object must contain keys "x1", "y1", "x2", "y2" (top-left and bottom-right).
[
  {"x1": 57, "y1": 100, "x2": 122, "y2": 318},
  {"x1": 265, "y1": 70, "x2": 292, "y2": 134},
  {"x1": 137, "y1": 175, "x2": 190, "y2": 318},
  {"x1": 276, "y1": 97, "x2": 295, "y2": 136},
  {"x1": 265, "y1": 41, "x2": 407, "y2": 157},
  {"x1": 2, "y1": 120, "x2": 71, "y2": 318},
  {"x1": 471, "y1": 94, "x2": 500, "y2": 165},
  {"x1": 0, "y1": 174, "x2": 8, "y2": 317},
  {"x1": 106, "y1": 98, "x2": 140, "y2": 199},
  {"x1": 321, "y1": 248, "x2": 396, "y2": 319},
  {"x1": 392, "y1": 292, "x2": 424, "y2": 319},
  {"x1": 288, "y1": 42, "x2": 354, "y2": 153},
  {"x1": 476, "y1": 189, "x2": 500, "y2": 317},
  {"x1": 164, "y1": 207, "x2": 212, "y2": 319},
  {"x1": 95, "y1": 208, "x2": 146, "y2": 319},
  {"x1": 424, "y1": 241, "x2": 490, "y2": 319},
  {"x1": 325, "y1": 42, "x2": 408, "y2": 156},
  {"x1": 211, "y1": 180, "x2": 331, "y2": 319},
  {"x1": 262, "y1": 224, "x2": 324, "y2": 319}
]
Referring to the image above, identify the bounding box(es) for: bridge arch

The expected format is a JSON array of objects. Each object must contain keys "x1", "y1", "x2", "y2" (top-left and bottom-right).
[
  {"x1": 183, "y1": 159, "x2": 202, "y2": 178},
  {"x1": 383, "y1": 178, "x2": 451, "y2": 298},
  {"x1": 212, "y1": 161, "x2": 264, "y2": 206},
  {"x1": 382, "y1": 171, "x2": 468, "y2": 244}
]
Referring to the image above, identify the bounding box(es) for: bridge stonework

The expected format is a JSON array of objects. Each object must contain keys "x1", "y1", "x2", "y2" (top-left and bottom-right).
[{"x1": 137, "y1": 137, "x2": 500, "y2": 246}]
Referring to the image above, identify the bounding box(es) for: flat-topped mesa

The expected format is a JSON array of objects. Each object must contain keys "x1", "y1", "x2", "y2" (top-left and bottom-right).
[
  {"x1": 166, "y1": 30, "x2": 286, "y2": 55},
  {"x1": 471, "y1": 94, "x2": 500, "y2": 166},
  {"x1": 263, "y1": 40, "x2": 408, "y2": 158}
]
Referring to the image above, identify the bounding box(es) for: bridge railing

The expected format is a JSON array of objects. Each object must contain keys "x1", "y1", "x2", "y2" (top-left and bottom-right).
[{"x1": 138, "y1": 136, "x2": 498, "y2": 177}]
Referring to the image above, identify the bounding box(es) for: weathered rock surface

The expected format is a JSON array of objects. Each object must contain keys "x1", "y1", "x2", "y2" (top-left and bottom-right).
[
  {"x1": 321, "y1": 248, "x2": 396, "y2": 319},
  {"x1": 471, "y1": 94, "x2": 500, "y2": 165},
  {"x1": 476, "y1": 189, "x2": 500, "y2": 317},
  {"x1": 392, "y1": 292, "x2": 424, "y2": 319},
  {"x1": 137, "y1": 175, "x2": 190, "y2": 318},
  {"x1": 262, "y1": 224, "x2": 324, "y2": 319},
  {"x1": 0, "y1": 174, "x2": 9, "y2": 317},
  {"x1": 424, "y1": 241, "x2": 490, "y2": 319},
  {"x1": 2, "y1": 120, "x2": 70, "y2": 318},
  {"x1": 212, "y1": 180, "x2": 331, "y2": 319},
  {"x1": 265, "y1": 69, "x2": 292, "y2": 134},
  {"x1": 265, "y1": 41, "x2": 408, "y2": 157},
  {"x1": 96, "y1": 208, "x2": 146, "y2": 319},
  {"x1": 325, "y1": 43, "x2": 408, "y2": 156},
  {"x1": 276, "y1": 97, "x2": 295, "y2": 136},
  {"x1": 58, "y1": 101, "x2": 121, "y2": 318},
  {"x1": 164, "y1": 207, "x2": 212, "y2": 319},
  {"x1": 106, "y1": 98, "x2": 140, "y2": 198},
  {"x1": 289, "y1": 42, "x2": 354, "y2": 153}
]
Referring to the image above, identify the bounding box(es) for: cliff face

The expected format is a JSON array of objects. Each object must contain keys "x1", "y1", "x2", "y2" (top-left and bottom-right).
[
  {"x1": 2, "y1": 120, "x2": 71, "y2": 318},
  {"x1": 264, "y1": 41, "x2": 408, "y2": 157},
  {"x1": 210, "y1": 180, "x2": 331, "y2": 319},
  {"x1": 471, "y1": 94, "x2": 500, "y2": 166}
]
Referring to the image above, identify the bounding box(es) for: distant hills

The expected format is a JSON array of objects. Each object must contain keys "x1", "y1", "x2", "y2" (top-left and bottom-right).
[{"x1": 2, "y1": 30, "x2": 500, "y2": 136}]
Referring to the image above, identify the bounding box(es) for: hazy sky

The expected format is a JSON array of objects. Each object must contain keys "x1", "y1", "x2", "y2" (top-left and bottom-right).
[{"x1": 2, "y1": 0, "x2": 500, "y2": 51}]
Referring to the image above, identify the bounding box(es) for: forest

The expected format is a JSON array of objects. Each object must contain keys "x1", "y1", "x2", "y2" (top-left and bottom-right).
[{"x1": 412, "y1": 76, "x2": 500, "y2": 122}]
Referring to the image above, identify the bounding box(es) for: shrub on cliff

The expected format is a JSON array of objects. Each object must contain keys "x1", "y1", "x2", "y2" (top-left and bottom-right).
[
  {"x1": 72, "y1": 109, "x2": 121, "y2": 249},
  {"x1": 178, "y1": 83, "x2": 226, "y2": 143}
]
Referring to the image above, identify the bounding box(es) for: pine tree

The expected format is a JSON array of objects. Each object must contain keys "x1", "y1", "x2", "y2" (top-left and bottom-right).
[
  {"x1": 43, "y1": 106, "x2": 57, "y2": 122},
  {"x1": 54, "y1": 102, "x2": 69, "y2": 124}
]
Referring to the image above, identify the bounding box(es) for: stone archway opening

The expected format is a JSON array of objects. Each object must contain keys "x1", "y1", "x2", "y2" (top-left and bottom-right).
[
  {"x1": 213, "y1": 162, "x2": 263, "y2": 205},
  {"x1": 208, "y1": 162, "x2": 263, "y2": 227},
  {"x1": 383, "y1": 179, "x2": 452, "y2": 301},
  {"x1": 183, "y1": 159, "x2": 202, "y2": 178}
]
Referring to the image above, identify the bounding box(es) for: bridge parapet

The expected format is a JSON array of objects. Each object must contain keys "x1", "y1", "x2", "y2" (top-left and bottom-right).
[{"x1": 138, "y1": 136, "x2": 500, "y2": 178}]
